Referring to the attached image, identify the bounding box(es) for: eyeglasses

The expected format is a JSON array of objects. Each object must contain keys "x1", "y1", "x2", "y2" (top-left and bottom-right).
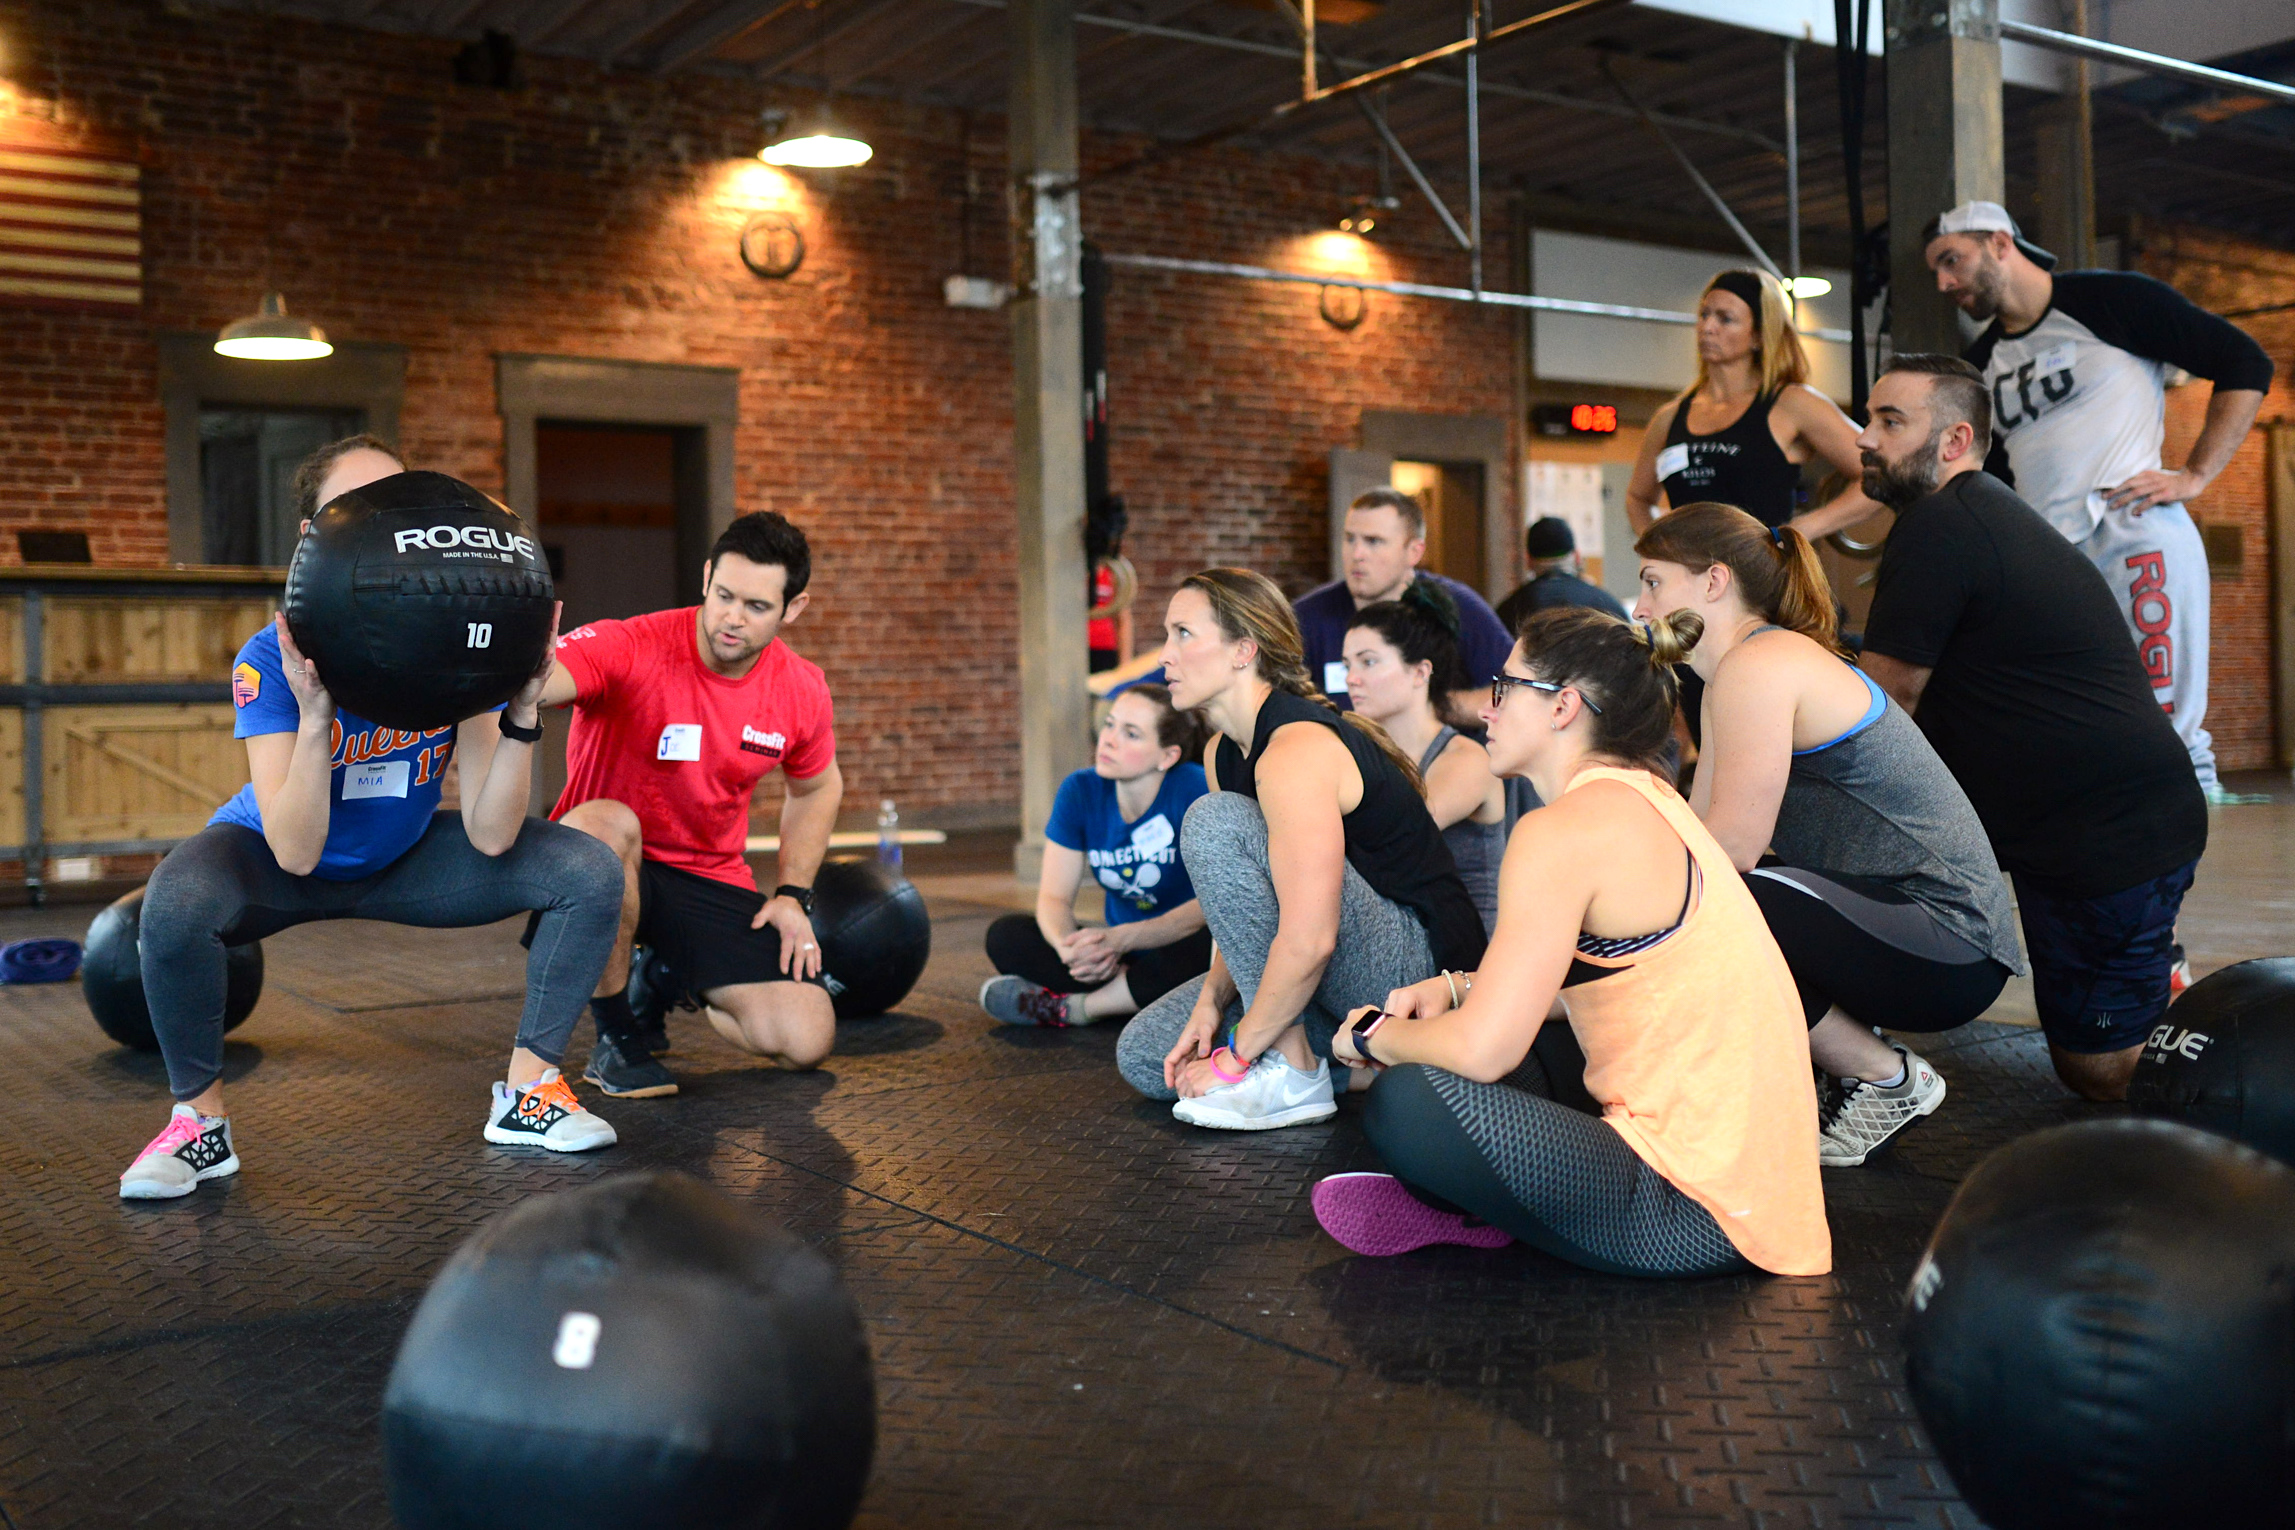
[{"x1": 1489, "y1": 673, "x2": 1602, "y2": 714}]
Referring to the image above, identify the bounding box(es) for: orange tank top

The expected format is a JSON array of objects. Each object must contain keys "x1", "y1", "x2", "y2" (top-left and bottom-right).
[{"x1": 1560, "y1": 765, "x2": 1831, "y2": 1276}]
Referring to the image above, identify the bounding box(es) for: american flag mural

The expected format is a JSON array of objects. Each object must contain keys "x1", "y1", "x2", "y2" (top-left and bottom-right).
[{"x1": 0, "y1": 143, "x2": 142, "y2": 308}]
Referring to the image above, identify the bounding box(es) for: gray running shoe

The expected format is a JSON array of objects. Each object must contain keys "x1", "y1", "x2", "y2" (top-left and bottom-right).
[
  {"x1": 1173, "y1": 1051, "x2": 1337, "y2": 1131},
  {"x1": 979, "y1": 975, "x2": 1075, "y2": 1028},
  {"x1": 582, "y1": 1033, "x2": 680, "y2": 1099},
  {"x1": 1819, "y1": 1045, "x2": 1945, "y2": 1167}
]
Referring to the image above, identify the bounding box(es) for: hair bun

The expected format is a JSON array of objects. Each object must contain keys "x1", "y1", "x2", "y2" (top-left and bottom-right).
[
  {"x1": 1641, "y1": 610, "x2": 1705, "y2": 668},
  {"x1": 1400, "y1": 575, "x2": 1462, "y2": 637}
]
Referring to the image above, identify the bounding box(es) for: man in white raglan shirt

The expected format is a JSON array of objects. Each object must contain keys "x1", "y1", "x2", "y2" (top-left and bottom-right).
[{"x1": 1924, "y1": 201, "x2": 2273, "y2": 799}]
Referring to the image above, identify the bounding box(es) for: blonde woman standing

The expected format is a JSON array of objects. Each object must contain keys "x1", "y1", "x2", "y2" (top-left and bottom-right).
[{"x1": 1626, "y1": 268, "x2": 1880, "y2": 539}]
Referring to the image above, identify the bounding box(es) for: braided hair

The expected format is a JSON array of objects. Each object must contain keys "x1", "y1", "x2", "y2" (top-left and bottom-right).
[{"x1": 1178, "y1": 568, "x2": 1424, "y2": 795}]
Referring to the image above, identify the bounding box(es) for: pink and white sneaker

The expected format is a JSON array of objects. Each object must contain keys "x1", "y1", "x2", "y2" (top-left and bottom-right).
[
  {"x1": 1311, "y1": 1172, "x2": 1514, "y2": 1256},
  {"x1": 119, "y1": 1103, "x2": 238, "y2": 1200}
]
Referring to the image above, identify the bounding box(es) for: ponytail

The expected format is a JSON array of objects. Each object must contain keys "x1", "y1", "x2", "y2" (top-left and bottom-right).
[
  {"x1": 1180, "y1": 567, "x2": 1426, "y2": 796},
  {"x1": 1515, "y1": 607, "x2": 1701, "y2": 774},
  {"x1": 1634, "y1": 502, "x2": 1842, "y2": 653}
]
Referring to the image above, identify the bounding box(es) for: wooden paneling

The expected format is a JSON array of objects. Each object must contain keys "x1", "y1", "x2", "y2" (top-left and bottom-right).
[
  {"x1": 0, "y1": 710, "x2": 25, "y2": 846},
  {"x1": 42, "y1": 597, "x2": 277, "y2": 683},
  {"x1": 0, "y1": 600, "x2": 22, "y2": 683},
  {"x1": 44, "y1": 704, "x2": 246, "y2": 844}
]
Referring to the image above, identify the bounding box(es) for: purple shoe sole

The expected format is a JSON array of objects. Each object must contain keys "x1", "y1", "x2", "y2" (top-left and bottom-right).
[{"x1": 1311, "y1": 1173, "x2": 1515, "y2": 1257}]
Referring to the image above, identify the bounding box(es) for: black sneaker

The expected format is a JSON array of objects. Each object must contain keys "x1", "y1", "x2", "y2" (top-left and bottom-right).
[
  {"x1": 583, "y1": 1032, "x2": 680, "y2": 1098},
  {"x1": 627, "y1": 946, "x2": 686, "y2": 1056}
]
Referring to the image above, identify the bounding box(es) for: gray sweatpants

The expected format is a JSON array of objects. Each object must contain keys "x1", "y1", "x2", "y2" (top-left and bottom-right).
[
  {"x1": 2079, "y1": 502, "x2": 2214, "y2": 791},
  {"x1": 1114, "y1": 792, "x2": 1440, "y2": 1100}
]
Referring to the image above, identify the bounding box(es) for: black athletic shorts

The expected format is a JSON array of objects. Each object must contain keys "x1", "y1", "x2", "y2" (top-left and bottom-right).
[{"x1": 637, "y1": 860, "x2": 828, "y2": 997}]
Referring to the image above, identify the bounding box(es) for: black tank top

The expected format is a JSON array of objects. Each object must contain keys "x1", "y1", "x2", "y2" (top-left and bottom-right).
[
  {"x1": 1213, "y1": 689, "x2": 1487, "y2": 972},
  {"x1": 1659, "y1": 388, "x2": 1803, "y2": 527}
]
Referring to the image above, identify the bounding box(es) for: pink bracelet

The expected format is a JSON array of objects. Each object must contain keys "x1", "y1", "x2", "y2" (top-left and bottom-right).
[{"x1": 1208, "y1": 1046, "x2": 1249, "y2": 1083}]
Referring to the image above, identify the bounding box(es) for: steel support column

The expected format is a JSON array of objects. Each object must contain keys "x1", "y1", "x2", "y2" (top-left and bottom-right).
[
  {"x1": 1007, "y1": 0, "x2": 1092, "y2": 879},
  {"x1": 1885, "y1": 0, "x2": 2003, "y2": 355}
]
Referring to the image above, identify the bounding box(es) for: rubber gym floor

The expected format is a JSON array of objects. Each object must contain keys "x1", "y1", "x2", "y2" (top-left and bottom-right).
[{"x1": 4, "y1": 780, "x2": 2292, "y2": 1530}]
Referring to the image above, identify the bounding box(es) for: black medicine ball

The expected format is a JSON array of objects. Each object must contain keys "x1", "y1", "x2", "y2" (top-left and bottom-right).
[
  {"x1": 383, "y1": 1172, "x2": 875, "y2": 1530},
  {"x1": 83, "y1": 887, "x2": 263, "y2": 1052},
  {"x1": 285, "y1": 470, "x2": 554, "y2": 732},
  {"x1": 813, "y1": 858, "x2": 931, "y2": 1019},
  {"x1": 2128, "y1": 956, "x2": 2295, "y2": 1167},
  {"x1": 1902, "y1": 1119, "x2": 2295, "y2": 1530}
]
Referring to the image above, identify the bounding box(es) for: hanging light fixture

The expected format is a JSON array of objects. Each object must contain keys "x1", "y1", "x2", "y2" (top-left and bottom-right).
[
  {"x1": 759, "y1": 109, "x2": 873, "y2": 168},
  {"x1": 214, "y1": 292, "x2": 333, "y2": 361},
  {"x1": 758, "y1": 3, "x2": 872, "y2": 169},
  {"x1": 1785, "y1": 276, "x2": 1833, "y2": 299}
]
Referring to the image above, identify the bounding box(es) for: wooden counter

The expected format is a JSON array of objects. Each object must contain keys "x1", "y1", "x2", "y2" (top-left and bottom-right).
[{"x1": 0, "y1": 565, "x2": 287, "y2": 899}]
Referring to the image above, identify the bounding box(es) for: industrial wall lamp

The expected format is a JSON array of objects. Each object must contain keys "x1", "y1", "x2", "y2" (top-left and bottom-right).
[{"x1": 213, "y1": 292, "x2": 333, "y2": 360}]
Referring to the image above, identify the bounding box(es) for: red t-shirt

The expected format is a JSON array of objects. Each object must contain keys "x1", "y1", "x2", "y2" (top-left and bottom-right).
[{"x1": 551, "y1": 608, "x2": 836, "y2": 890}]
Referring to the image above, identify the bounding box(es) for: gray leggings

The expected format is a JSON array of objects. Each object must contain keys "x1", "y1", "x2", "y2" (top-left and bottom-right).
[
  {"x1": 1365, "y1": 1059, "x2": 1751, "y2": 1278},
  {"x1": 142, "y1": 816, "x2": 624, "y2": 1100},
  {"x1": 1114, "y1": 792, "x2": 1438, "y2": 1100}
]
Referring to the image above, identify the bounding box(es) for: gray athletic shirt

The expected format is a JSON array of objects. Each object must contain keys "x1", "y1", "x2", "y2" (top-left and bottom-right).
[
  {"x1": 1766, "y1": 668, "x2": 2026, "y2": 973},
  {"x1": 1419, "y1": 726, "x2": 1504, "y2": 939}
]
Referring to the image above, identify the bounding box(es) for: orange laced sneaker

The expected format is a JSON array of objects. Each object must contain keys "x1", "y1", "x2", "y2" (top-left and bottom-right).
[{"x1": 483, "y1": 1067, "x2": 617, "y2": 1153}]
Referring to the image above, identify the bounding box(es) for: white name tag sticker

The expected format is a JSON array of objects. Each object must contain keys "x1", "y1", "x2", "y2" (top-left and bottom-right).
[
  {"x1": 1130, "y1": 813, "x2": 1175, "y2": 855},
  {"x1": 657, "y1": 724, "x2": 703, "y2": 762},
  {"x1": 1323, "y1": 660, "x2": 1349, "y2": 695},
  {"x1": 342, "y1": 759, "x2": 410, "y2": 800},
  {"x1": 2036, "y1": 342, "x2": 2076, "y2": 375},
  {"x1": 1655, "y1": 442, "x2": 1691, "y2": 481}
]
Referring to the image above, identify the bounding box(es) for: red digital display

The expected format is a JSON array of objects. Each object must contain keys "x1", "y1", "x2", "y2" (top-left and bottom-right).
[{"x1": 1569, "y1": 404, "x2": 1619, "y2": 434}]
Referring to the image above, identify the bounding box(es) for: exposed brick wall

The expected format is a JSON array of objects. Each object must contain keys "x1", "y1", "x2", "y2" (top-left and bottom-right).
[
  {"x1": 0, "y1": 0, "x2": 1518, "y2": 824},
  {"x1": 2133, "y1": 223, "x2": 2295, "y2": 774}
]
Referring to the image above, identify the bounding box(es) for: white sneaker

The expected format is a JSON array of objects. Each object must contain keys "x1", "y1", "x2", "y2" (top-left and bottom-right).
[
  {"x1": 1173, "y1": 1051, "x2": 1337, "y2": 1131},
  {"x1": 1819, "y1": 1045, "x2": 1945, "y2": 1167},
  {"x1": 119, "y1": 1103, "x2": 238, "y2": 1200},
  {"x1": 484, "y1": 1068, "x2": 618, "y2": 1153}
]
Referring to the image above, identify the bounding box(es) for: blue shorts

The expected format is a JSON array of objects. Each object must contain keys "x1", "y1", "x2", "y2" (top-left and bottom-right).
[{"x1": 2014, "y1": 861, "x2": 2196, "y2": 1054}]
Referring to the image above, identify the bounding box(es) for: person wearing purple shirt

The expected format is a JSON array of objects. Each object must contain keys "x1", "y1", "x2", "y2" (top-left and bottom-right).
[{"x1": 1294, "y1": 488, "x2": 1514, "y2": 717}]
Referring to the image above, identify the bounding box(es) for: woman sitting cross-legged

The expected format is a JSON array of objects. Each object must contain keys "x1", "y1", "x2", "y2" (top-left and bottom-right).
[
  {"x1": 1343, "y1": 586, "x2": 1508, "y2": 936},
  {"x1": 981, "y1": 684, "x2": 1213, "y2": 1028},
  {"x1": 1633, "y1": 503, "x2": 2023, "y2": 1167},
  {"x1": 1113, "y1": 569, "x2": 1486, "y2": 1131},
  {"x1": 1311, "y1": 607, "x2": 1831, "y2": 1278}
]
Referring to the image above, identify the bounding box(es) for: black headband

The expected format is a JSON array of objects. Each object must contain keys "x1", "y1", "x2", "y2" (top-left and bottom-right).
[{"x1": 1708, "y1": 270, "x2": 1767, "y2": 322}]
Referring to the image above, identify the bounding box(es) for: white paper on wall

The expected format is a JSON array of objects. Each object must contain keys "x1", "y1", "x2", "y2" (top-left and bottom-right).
[{"x1": 1524, "y1": 461, "x2": 1607, "y2": 560}]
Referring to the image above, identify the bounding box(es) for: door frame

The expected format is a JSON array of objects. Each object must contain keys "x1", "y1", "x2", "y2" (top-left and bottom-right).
[
  {"x1": 1342, "y1": 411, "x2": 1515, "y2": 601},
  {"x1": 496, "y1": 354, "x2": 739, "y2": 607}
]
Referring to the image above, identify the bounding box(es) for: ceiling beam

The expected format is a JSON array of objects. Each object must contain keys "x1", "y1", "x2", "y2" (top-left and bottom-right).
[
  {"x1": 923, "y1": 0, "x2": 1783, "y2": 153},
  {"x1": 646, "y1": 0, "x2": 807, "y2": 73},
  {"x1": 748, "y1": 0, "x2": 911, "y2": 77}
]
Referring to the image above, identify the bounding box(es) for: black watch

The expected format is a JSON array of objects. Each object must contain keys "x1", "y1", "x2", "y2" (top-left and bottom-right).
[
  {"x1": 496, "y1": 712, "x2": 543, "y2": 743},
  {"x1": 774, "y1": 883, "x2": 815, "y2": 915}
]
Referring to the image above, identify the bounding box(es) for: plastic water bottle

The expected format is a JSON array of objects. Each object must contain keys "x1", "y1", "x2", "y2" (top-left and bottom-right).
[{"x1": 876, "y1": 799, "x2": 902, "y2": 869}]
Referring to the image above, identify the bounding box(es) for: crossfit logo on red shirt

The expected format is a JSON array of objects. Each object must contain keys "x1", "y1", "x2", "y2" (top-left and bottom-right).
[{"x1": 741, "y1": 725, "x2": 786, "y2": 759}]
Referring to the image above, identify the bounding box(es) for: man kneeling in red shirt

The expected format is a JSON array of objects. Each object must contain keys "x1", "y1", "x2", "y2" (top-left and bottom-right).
[{"x1": 536, "y1": 512, "x2": 843, "y2": 1096}]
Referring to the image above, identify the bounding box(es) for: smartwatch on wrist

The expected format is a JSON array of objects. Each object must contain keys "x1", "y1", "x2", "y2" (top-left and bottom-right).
[
  {"x1": 495, "y1": 712, "x2": 543, "y2": 744},
  {"x1": 1352, "y1": 1009, "x2": 1390, "y2": 1064},
  {"x1": 773, "y1": 884, "x2": 815, "y2": 915}
]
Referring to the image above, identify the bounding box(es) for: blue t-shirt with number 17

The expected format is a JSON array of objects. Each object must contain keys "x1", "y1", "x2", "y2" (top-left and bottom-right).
[
  {"x1": 1044, "y1": 764, "x2": 1209, "y2": 926},
  {"x1": 209, "y1": 623, "x2": 461, "y2": 880}
]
